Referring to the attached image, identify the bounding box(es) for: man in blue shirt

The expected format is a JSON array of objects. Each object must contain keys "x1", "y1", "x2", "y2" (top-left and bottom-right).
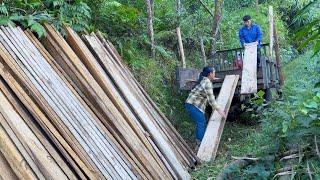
[{"x1": 239, "y1": 15, "x2": 263, "y2": 66}]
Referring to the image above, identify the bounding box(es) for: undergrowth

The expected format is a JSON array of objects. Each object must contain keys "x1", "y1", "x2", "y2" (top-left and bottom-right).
[{"x1": 190, "y1": 51, "x2": 319, "y2": 179}]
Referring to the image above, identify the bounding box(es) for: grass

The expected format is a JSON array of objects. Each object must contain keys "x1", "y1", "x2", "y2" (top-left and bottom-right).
[
  {"x1": 117, "y1": 25, "x2": 319, "y2": 179},
  {"x1": 190, "y1": 51, "x2": 319, "y2": 179},
  {"x1": 191, "y1": 122, "x2": 262, "y2": 179},
  {"x1": 191, "y1": 120, "x2": 269, "y2": 179}
]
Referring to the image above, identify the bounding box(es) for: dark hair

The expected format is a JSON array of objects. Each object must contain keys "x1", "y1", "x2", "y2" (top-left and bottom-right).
[
  {"x1": 243, "y1": 15, "x2": 251, "y2": 21},
  {"x1": 197, "y1": 66, "x2": 215, "y2": 83}
]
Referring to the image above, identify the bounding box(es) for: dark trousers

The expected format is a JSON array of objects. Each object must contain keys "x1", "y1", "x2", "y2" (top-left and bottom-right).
[{"x1": 185, "y1": 103, "x2": 206, "y2": 141}]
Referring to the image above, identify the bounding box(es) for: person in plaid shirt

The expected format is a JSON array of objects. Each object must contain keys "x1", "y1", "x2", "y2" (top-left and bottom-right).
[{"x1": 185, "y1": 66, "x2": 226, "y2": 145}]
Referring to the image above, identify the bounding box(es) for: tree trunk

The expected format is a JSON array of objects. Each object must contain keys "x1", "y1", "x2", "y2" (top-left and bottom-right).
[
  {"x1": 273, "y1": 17, "x2": 284, "y2": 86},
  {"x1": 177, "y1": 27, "x2": 186, "y2": 68},
  {"x1": 269, "y1": 6, "x2": 274, "y2": 59},
  {"x1": 200, "y1": 37, "x2": 207, "y2": 65},
  {"x1": 145, "y1": 0, "x2": 155, "y2": 58},
  {"x1": 176, "y1": 0, "x2": 186, "y2": 68},
  {"x1": 209, "y1": 0, "x2": 224, "y2": 62}
]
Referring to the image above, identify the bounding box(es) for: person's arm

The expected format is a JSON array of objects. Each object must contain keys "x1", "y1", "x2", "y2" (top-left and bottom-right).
[
  {"x1": 204, "y1": 80, "x2": 226, "y2": 118},
  {"x1": 256, "y1": 25, "x2": 263, "y2": 46},
  {"x1": 239, "y1": 28, "x2": 245, "y2": 47}
]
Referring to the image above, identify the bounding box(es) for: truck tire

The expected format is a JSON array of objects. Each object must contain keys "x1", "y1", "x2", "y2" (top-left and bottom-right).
[{"x1": 265, "y1": 88, "x2": 272, "y2": 101}]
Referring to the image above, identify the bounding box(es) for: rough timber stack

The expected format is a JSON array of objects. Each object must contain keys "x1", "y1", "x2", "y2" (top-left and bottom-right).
[{"x1": 0, "y1": 25, "x2": 198, "y2": 180}]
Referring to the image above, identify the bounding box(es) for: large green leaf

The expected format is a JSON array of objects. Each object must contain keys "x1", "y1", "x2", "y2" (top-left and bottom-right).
[
  {"x1": 0, "y1": 3, "x2": 8, "y2": 16},
  {"x1": 30, "y1": 22, "x2": 45, "y2": 38},
  {"x1": 312, "y1": 40, "x2": 320, "y2": 57},
  {"x1": 0, "y1": 16, "x2": 9, "y2": 25},
  {"x1": 27, "y1": 15, "x2": 36, "y2": 26},
  {"x1": 257, "y1": 90, "x2": 265, "y2": 98},
  {"x1": 291, "y1": 0, "x2": 320, "y2": 26},
  {"x1": 298, "y1": 29, "x2": 320, "y2": 50},
  {"x1": 303, "y1": 101, "x2": 318, "y2": 109},
  {"x1": 295, "y1": 19, "x2": 320, "y2": 40}
]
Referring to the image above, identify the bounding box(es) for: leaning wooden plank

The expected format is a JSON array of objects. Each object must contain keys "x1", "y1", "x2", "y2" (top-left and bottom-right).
[
  {"x1": 197, "y1": 75, "x2": 239, "y2": 162},
  {"x1": 0, "y1": 77, "x2": 78, "y2": 180},
  {"x1": 0, "y1": 38, "x2": 97, "y2": 180},
  {"x1": 2, "y1": 27, "x2": 122, "y2": 179},
  {"x1": 240, "y1": 42, "x2": 257, "y2": 94},
  {"x1": 44, "y1": 24, "x2": 174, "y2": 179},
  {"x1": 96, "y1": 34, "x2": 197, "y2": 168},
  {"x1": 0, "y1": 63, "x2": 93, "y2": 179},
  {"x1": 0, "y1": 122, "x2": 37, "y2": 180},
  {"x1": 93, "y1": 33, "x2": 192, "y2": 169},
  {"x1": 41, "y1": 26, "x2": 151, "y2": 179},
  {"x1": 34, "y1": 31, "x2": 142, "y2": 180},
  {"x1": 64, "y1": 26, "x2": 174, "y2": 179},
  {"x1": 0, "y1": 113, "x2": 46, "y2": 179},
  {"x1": 8, "y1": 27, "x2": 119, "y2": 178},
  {"x1": 0, "y1": 89, "x2": 69, "y2": 179},
  {"x1": 40, "y1": 33, "x2": 134, "y2": 180},
  {"x1": 83, "y1": 34, "x2": 190, "y2": 180},
  {"x1": 0, "y1": 151, "x2": 18, "y2": 180},
  {"x1": 97, "y1": 34, "x2": 198, "y2": 166},
  {"x1": 0, "y1": 27, "x2": 107, "y2": 177}
]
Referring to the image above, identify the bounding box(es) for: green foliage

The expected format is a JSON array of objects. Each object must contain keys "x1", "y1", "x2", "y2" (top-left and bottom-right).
[
  {"x1": 89, "y1": 0, "x2": 141, "y2": 36},
  {"x1": 0, "y1": 0, "x2": 91, "y2": 37},
  {"x1": 251, "y1": 90, "x2": 266, "y2": 106},
  {"x1": 224, "y1": 0, "x2": 257, "y2": 11},
  {"x1": 294, "y1": 0, "x2": 320, "y2": 56},
  {"x1": 192, "y1": 49, "x2": 319, "y2": 179},
  {"x1": 246, "y1": 52, "x2": 319, "y2": 178}
]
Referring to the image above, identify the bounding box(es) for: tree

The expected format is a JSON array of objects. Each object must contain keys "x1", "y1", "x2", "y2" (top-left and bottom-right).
[
  {"x1": 176, "y1": 0, "x2": 186, "y2": 68},
  {"x1": 197, "y1": 0, "x2": 224, "y2": 62},
  {"x1": 145, "y1": 0, "x2": 155, "y2": 58},
  {"x1": 209, "y1": 0, "x2": 224, "y2": 61},
  {"x1": 200, "y1": 36, "x2": 207, "y2": 65}
]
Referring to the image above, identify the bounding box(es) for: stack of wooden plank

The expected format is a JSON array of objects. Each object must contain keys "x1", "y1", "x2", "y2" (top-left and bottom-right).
[{"x1": 0, "y1": 25, "x2": 197, "y2": 179}]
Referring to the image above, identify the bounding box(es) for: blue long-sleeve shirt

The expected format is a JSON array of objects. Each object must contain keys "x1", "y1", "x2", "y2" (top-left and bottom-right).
[{"x1": 239, "y1": 24, "x2": 263, "y2": 48}]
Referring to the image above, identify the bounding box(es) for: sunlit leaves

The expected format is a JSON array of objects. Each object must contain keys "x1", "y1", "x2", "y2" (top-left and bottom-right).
[
  {"x1": 294, "y1": 0, "x2": 320, "y2": 56},
  {"x1": 0, "y1": 0, "x2": 92, "y2": 37}
]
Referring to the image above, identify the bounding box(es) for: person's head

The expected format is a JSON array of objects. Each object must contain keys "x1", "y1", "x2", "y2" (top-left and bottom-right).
[
  {"x1": 243, "y1": 15, "x2": 252, "y2": 27},
  {"x1": 200, "y1": 66, "x2": 216, "y2": 80}
]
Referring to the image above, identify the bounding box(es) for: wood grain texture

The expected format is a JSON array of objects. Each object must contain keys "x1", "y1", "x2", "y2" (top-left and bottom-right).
[
  {"x1": 83, "y1": 34, "x2": 190, "y2": 179},
  {"x1": 240, "y1": 42, "x2": 257, "y2": 94},
  {"x1": 0, "y1": 89, "x2": 68, "y2": 179},
  {"x1": 197, "y1": 75, "x2": 239, "y2": 162},
  {"x1": 0, "y1": 24, "x2": 197, "y2": 180},
  {"x1": 0, "y1": 151, "x2": 18, "y2": 180}
]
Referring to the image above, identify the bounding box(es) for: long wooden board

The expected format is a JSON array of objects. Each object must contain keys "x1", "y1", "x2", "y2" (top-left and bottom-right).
[
  {"x1": 0, "y1": 77, "x2": 78, "y2": 180},
  {"x1": 0, "y1": 55, "x2": 96, "y2": 179},
  {"x1": 197, "y1": 75, "x2": 239, "y2": 162},
  {"x1": 0, "y1": 24, "x2": 197, "y2": 179},
  {"x1": 0, "y1": 151, "x2": 18, "y2": 180},
  {"x1": 83, "y1": 34, "x2": 191, "y2": 180},
  {"x1": 0, "y1": 122, "x2": 37, "y2": 179},
  {"x1": 62, "y1": 26, "x2": 173, "y2": 179},
  {"x1": 2, "y1": 28, "x2": 107, "y2": 177},
  {"x1": 0, "y1": 27, "x2": 129, "y2": 179},
  {"x1": 42, "y1": 24, "x2": 173, "y2": 179},
  {"x1": 0, "y1": 89, "x2": 68, "y2": 179},
  {"x1": 96, "y1": 31, "x2": 199, "y2": 173},
  {"x1": 240, "y1": 42, "x2": 257, "y2": 94},
  {"x1": 96, "y1": 33, "x2": 198, "y2": 166}
]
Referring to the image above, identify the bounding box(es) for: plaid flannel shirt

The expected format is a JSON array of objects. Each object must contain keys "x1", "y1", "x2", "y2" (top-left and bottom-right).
[{"x1": 186, "y1": 77, "x2": 220, "y2": 113}]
